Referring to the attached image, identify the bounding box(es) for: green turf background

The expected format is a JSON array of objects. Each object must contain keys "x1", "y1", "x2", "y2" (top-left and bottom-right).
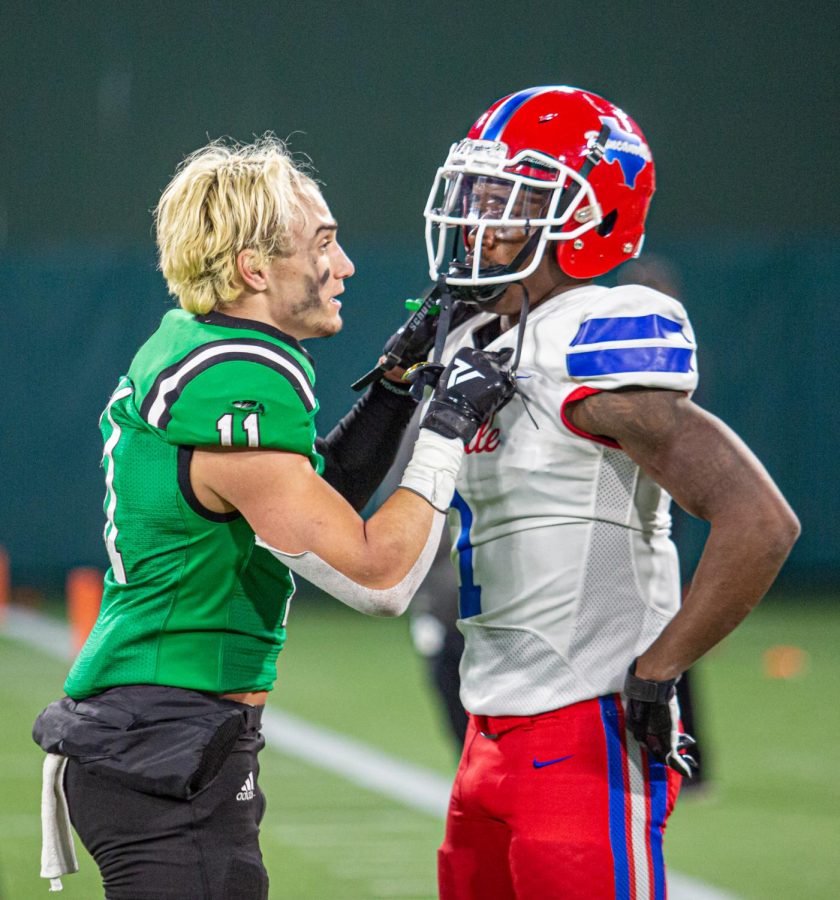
[{"x1": 2, "y1": 593, "x2": 838, "y2": 898}]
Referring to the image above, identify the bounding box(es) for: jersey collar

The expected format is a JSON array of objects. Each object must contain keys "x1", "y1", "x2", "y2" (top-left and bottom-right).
[{"x1": 195, "y1": 311, "x2": 313, "y2": 364}]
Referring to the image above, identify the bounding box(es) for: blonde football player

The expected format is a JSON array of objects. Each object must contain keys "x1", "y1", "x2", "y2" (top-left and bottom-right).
[{"x1": 33, "y1": 136, "x2": 515, "y2": 897}]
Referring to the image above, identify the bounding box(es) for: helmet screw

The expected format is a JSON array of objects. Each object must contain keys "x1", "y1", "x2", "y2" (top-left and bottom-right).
[
  {"x1": 623, "y1": 242, "x2": 634, "y2": 254},
  {"x1": 573, "y1": 239, "x2": 584, "y2": 250}
]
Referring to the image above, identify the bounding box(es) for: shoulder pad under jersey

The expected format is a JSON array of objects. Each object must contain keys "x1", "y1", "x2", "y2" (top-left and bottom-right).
[
  {"x1": 563, "y1": 285, "x2": 698, "y2": 393},
  {"x1": 139, "y1": 339, "x2": 318, "y2": 453}
]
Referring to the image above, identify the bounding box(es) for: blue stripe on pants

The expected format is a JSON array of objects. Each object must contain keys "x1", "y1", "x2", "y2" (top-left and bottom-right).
[
  {"x1": 600, "y1": 696, "x2": 631, "y2": 899},
  {"x1": 647, "y1": 756, "x2": 669, "y2": 900}
]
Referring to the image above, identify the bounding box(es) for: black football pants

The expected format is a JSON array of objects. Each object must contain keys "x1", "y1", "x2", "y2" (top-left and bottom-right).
[{"x1": 64, "y1": 726, "x2": 268, "y2": 899}]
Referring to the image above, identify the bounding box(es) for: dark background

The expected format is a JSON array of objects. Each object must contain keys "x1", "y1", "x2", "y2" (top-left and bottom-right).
[{"x1": 1, "y1": 1, "x2": 838, "y2": 584}]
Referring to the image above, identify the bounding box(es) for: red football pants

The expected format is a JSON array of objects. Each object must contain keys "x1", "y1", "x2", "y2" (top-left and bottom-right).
[{"x1": 438, "y1": 695, "x2": 681, "y2": 900}]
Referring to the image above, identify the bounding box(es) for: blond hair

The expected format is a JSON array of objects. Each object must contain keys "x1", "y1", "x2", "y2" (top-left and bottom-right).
[{"x1": 154, "y1": 135, "x2": 318, "y2": 314}]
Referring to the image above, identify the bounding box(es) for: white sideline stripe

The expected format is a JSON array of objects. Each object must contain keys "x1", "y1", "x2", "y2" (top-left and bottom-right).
[
  {"x1": 260, "y1": 709, "x2": 450, "y2": 818},
  {"x1": 5, "y1": 607, "x2": 737, "y2": 900}
]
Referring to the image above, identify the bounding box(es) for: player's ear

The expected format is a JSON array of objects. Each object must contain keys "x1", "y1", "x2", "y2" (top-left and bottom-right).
[{"x1": 237, "y1": 249, "x2": 268, "y2": 292}]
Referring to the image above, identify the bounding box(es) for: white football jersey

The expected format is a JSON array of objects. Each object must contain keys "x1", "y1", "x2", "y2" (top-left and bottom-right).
[{"x1": 442, "y1": 283, "x2": 699, "y2": 716}]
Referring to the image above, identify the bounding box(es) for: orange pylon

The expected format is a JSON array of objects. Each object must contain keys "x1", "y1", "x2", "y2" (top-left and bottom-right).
[{"x1": 67, "y1": 567, "x2": 103, "y2": 651}]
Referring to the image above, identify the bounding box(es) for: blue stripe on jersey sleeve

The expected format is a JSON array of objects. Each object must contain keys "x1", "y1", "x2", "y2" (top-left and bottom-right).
[
  {"x1": 570, "y1": 314, "x2": 684, "y2": 347},
  {"x1": 566, "y1": 346, "x2": 693, "y2": 377}
]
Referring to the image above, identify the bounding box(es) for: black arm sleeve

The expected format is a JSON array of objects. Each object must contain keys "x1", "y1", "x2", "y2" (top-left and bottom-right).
[{"x1": 317, "y1": 380, "x2": 419, "y2": 511}]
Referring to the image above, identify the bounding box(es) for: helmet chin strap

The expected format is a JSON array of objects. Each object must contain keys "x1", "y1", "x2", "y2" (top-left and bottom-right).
[
  {"x1": 445, "y1": 232, "x2": 536, "y2": 407},
  {"x1": 507, "y1": 281, "x2": 540, "y2": 430},
  {"x1": 446, "y1": 228, "x2": 543, "y2": 307},
  {"x1": 436, "y1": 223, "x2": 540, "y2": 377},
  {"x1": 509, "y1": 282, "x2": 530, "y2": 374}
]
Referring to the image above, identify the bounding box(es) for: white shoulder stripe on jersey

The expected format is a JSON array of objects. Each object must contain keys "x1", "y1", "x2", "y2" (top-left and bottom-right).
[
  {"x1": 101, "y1": 382, "x2": 134, "y2": 584},
  {"x1": 145, "y1": 343, "x2": 315, "y2": 428}
]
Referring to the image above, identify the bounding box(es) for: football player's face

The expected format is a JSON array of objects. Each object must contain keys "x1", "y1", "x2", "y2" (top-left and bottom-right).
[
  {"x1": 463, "y1": 178, "x2": 560, "y2": 314},
  {"x1": 266, "y1": 189, "x2": 355, "y2": 339},
  {"x1": 461, "y1": 177, "x2": 549, "y2": 246}
]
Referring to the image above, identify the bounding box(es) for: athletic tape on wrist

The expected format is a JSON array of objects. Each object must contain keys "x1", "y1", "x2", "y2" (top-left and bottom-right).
[
  {"x1": 398, "y1": 428, "x2": 464, "y2": 512},
  {"x1": 255, "y1": 513, "x2": 445, "y2": 617}
]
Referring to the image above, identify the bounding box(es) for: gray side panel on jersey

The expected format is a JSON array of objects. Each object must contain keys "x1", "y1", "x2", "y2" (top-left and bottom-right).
[
  {"x1": 568, "y1": 449, "x2": 678, "y2": 695},
  {"x1": 458, "y1": 622, "x2": 596, "y2": 716}
]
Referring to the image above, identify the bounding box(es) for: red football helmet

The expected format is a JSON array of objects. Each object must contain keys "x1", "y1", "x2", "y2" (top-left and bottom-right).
[{"x1": 424, "y1": 85, "x2": 655, "y2": 296}]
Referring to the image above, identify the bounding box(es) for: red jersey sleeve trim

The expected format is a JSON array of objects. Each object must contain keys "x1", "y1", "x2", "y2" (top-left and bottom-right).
[{"x1": 560, "y1": 386, "x2": 622, "y2": 449}]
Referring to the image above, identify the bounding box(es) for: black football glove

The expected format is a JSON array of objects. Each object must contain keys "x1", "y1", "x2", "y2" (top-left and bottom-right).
[
  {"x1": 351, "y1": 298, "x2": 477, "y2": 392},
  {"x1": 416, "y1": 347, "x2": 516, "y2": 444},
  {"x1": 380, "y1": 304, "x2": 438, "y2": 371},
  {"x1": 623, "y1": 661, "x2": 698, "y2": 777},
  {"x1": 380, "y1": 299, "x2": 476, "y2": 371}
]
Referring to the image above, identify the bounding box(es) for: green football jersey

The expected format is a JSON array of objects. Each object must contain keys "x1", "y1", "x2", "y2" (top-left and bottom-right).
[{"x1": 65, "y1": 309, "x2": 324, "y2": 699}]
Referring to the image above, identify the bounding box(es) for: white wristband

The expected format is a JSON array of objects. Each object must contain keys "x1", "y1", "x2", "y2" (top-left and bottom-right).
[{"x1": 398, "y1": 428, "x2": 464, "y2": 512}]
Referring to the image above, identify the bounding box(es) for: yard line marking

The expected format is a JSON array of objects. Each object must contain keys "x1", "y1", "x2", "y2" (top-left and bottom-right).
[{"x1": 4, "y1": 606, "x2": 737, "y2": 900}]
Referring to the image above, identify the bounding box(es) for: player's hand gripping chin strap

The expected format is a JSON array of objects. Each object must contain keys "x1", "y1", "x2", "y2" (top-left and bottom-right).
[{"x1": 255, "y1": 513, "x2": 444, "y2": 618}]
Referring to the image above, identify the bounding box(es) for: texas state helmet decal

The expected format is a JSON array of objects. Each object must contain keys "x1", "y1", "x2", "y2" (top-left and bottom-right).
[{"x1": 594, "y1": 116, "x2": 653, "y2": 189}]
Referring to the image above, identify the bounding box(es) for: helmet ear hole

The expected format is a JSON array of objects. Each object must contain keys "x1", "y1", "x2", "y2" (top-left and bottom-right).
[{"x1": 597, "y1": 209, "x2": 618, "y2": 237}]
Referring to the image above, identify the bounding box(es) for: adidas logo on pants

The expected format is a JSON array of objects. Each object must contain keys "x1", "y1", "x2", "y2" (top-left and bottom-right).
[{"x1": 236, "y1": 772, "x2": 255, "y2": 801}]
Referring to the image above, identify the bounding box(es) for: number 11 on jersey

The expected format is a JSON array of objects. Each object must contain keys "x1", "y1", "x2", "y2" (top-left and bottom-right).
[{"x1": 216, "y1": 413, "x2": 261, "y2": 447}]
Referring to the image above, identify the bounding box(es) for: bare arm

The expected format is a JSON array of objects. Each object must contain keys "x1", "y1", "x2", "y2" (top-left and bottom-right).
[
  {"x1": 567, "y1": 388, "x2": 800, "y2": 681},
  {"x1": 191, "y1": 447, "x2": 437, "y2": 592}
]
